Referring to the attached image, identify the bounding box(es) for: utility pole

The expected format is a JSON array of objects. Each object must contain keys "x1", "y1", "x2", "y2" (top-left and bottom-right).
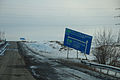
[{"x1": 114, "y1": 8, "x2": 120, "y2": 26}]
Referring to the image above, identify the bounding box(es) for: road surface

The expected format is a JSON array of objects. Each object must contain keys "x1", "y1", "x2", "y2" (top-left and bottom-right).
[{"x1": 0, "y1": 41, "x2": 36, "y2": 80}]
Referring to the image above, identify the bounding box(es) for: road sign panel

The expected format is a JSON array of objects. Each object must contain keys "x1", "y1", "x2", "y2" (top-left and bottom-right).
[
  {"x1": 20, "y1": 38, "x2": 25, "y2": 40},
  {"x1": 64, "y1": 28, "x2": 92, "y2": 55}
]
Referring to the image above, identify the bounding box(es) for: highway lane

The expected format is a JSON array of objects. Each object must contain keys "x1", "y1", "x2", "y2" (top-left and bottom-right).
[{"x1": 0, "y1": 41, "x2": 36, "y2": 80}]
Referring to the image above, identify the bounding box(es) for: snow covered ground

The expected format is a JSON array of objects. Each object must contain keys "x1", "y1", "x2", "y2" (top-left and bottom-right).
[
  {"x1": 21, "y1": 42, "x2": 102, "y2": 80},
  {"x1": 24, "y1": 41, "x2": 120, "y2": 79},
  {"x1": 21, "y1": 41, "x2": 119, "y2": 80},
  {"x1": 25, "y1": 41, "x2": 95, "y2": 60}
]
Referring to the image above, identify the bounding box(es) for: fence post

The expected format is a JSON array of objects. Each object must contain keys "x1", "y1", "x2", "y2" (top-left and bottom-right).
[
  {"x1": 107, "y1": 69, "x2": 109, "y2": 75},
  {"x1": 100, "y1": 68, "x2": 102, "y2": 73},
  {"x1": 115, "y1": 72, "x2": 117, "y2": 77}
]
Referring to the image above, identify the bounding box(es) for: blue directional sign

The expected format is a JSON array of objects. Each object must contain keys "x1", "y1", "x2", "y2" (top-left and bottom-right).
[
  {"x1": 20, "y1": 38, "x2": 25, "y2": 40},
  {"x1": 64, "y1": 28, "x2": 92, "y2": 55}
]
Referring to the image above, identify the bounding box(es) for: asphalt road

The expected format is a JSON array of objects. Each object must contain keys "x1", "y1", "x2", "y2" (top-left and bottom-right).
[{"x1": 0, "y1": 41, "x2": 36, "y2": 80}]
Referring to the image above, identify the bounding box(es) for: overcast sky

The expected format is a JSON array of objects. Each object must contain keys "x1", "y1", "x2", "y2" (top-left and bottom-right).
[{"x1": 0, "y1": 0, "x2": 120, "y2": 41}]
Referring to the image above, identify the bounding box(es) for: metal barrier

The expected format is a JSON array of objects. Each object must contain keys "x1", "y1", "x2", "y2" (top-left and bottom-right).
[
  {"x1": 81, "y1": 60, "x2": 120, "y2": 78},
  {"x1": 0, "y1": 41, "x2": 8, "y2": 55}
]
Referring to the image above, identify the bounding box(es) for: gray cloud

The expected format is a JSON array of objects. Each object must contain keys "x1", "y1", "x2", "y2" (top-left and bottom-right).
[{"x1": 0, "y1": 0, "x2": 119, "y2": 41}]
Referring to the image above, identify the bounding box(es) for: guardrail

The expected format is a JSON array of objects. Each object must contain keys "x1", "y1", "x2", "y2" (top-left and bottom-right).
[
  {"x1": 81, "y1": 60, "x2": 120, "y2": 78},
  {"x1": 0, "y1": 41, "x2": 8, "y2": 55}
]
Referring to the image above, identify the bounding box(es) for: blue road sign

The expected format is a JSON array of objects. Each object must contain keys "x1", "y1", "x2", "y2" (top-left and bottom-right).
[
  {"x1": 64, "y1": 28, "x2": 92, "y2": 55},
  {"x1": 20, "y1": 38, "x2": 25, "y2": 40}
]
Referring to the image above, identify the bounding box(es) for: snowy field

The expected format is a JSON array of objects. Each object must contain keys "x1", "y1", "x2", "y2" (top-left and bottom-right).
[
  {"x1": 22, "y1": 41, "x2": 103, "y2": 80},
  {"x1": 24, "y1": 41, "x2": 120, "y2": 79},
  {"x1": 25, "y1": 41, "x2": 95, "y2": 60}
]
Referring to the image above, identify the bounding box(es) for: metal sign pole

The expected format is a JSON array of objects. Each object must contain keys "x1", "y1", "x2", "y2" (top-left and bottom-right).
[
  {"x1": 77, "y1": 50, "x2": 78, "y2": 59},
  {"x1": 84, "y1": 41, "x2": 88, "y2": 60},
  {"x1": 67, "y1": 47, "x2": 69, "y2": 59},
  {"x1": 84, "y1": 53, "x2": 88, "y2": 60}
]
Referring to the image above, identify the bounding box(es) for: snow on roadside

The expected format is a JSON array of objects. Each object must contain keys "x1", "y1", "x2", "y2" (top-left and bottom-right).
[
  {"x1": 55, "y1": 67, "x2": 102, "y2": 80},
  {"x1": 26, "y1": 42, "x2": 53, "y2": 53},
  {"x1": 25, "y1": 41, "x2": 95, "y2": 60}
]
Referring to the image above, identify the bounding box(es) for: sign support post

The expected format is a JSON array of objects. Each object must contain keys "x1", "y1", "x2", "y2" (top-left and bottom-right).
[
  {"x1": 77, "y1": 50, "x2": 78, "y2": 59},
  {"x1": 84, "y1": 53, "x2": 88, "y2": 60},
  {"x1": 67, "y1": 47, "x2": 69, "y2": 59},
  {"x1": 84, "y1": 41, "x2": 88, "y2": 60}
]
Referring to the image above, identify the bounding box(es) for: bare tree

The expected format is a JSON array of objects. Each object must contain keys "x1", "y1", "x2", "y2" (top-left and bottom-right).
[
  {"x1": 93, "y1": 29, "x2": 115, "y2": 64},
  {"x1": 110, "y1": 29, "x2": 120, "y2": 66},
  {"x1": 0, "y1": 31, "x2": 6, "y2": 42},
  {"x1": 117, "y1": 29, "x2": 120, "y2": 43},
  {"x1": 93, "y1": 29, "x2": 120, "y2": 66}
]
